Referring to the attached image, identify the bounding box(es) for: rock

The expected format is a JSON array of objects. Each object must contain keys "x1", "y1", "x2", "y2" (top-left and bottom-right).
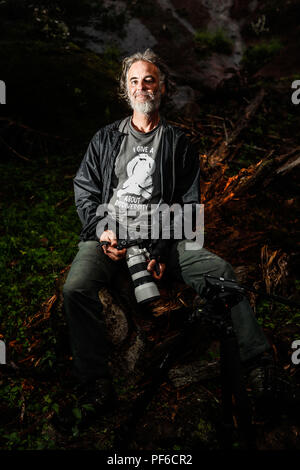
[{"x1": 170, "y1": 85, "x2": 200, "y2": 115}]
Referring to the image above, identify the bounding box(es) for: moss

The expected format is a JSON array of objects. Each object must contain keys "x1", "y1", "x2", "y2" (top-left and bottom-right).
[
  {"x1": 241, "y1": 38, "x2": 283, "y2": 74},
  {"x1": 194, "y1": 29, "x2": 234, "y2": 58}
]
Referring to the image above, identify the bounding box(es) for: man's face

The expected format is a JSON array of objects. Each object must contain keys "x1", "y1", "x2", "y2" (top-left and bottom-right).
[{"x1": 127, "y1": 60, "x2": 165, "y2": 115}]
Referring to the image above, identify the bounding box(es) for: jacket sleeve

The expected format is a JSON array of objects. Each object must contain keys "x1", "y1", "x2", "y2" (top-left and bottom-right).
[
  {"x1": 73, "y1": 132, "x2": 104, "y2": 241},
  {"x1": 174, "y1": 133, "x2": 201, "y2": 206},
  {"x1": 166, "y1": 133, "x2": 200, "y2": 239},
  {"x1": 177, "y1": 136, "x2": 201, "y2": 239}
]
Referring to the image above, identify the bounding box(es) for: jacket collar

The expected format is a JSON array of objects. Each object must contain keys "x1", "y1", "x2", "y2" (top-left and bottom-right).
[{"x1": 107, "y1": 115, "x2": 170, "y2": 134}]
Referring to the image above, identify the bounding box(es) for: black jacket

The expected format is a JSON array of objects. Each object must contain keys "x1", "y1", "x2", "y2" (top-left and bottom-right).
[{"x1": 73, "y1": 117, "x2": 200, "y2": 251}]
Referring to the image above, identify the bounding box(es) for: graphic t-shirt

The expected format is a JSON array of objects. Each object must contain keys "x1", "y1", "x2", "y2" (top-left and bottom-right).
[{"x1": 108, "y1": 116, "x2": 163, "y2": 239}]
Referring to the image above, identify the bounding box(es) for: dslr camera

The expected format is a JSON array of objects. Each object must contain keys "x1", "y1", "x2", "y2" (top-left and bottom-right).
[{"x1": 117, "y1": 238, "x2": 160, "y2": 304}]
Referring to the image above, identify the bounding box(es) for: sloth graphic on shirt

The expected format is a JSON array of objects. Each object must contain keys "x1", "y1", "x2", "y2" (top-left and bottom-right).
[
  {"x1": 117, "y1": 153, "x2": 155, "y2": 200},
  {"x1": 108, "y1": 117, "x2": 162, "y2": 232}
]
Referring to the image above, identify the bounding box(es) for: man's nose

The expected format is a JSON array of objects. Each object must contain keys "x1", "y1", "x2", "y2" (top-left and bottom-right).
[{"x1": 136, "y1": 80, "x2": 146, "y2": 90}]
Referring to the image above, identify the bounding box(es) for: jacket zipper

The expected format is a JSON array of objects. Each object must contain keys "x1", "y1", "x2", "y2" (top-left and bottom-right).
[{"x1": 103, "y1": 131, "x2": 125, "y2": 202}]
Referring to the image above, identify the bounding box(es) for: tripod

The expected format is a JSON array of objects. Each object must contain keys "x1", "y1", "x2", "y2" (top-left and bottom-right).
[
  {"x1": 114, "y1": 274, "x2": 260, "y2": 450},
  {"x1": 195, "y1": 279, "x2": 254, "y2": 448}
]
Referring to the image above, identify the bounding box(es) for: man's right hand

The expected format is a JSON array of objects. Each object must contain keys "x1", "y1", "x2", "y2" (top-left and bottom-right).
[{"x1": 99, "y1": 230, "x2": 127, "y2": 261}]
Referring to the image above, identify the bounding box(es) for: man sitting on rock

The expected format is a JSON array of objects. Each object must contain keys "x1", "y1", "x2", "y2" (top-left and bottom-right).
[{"x1": 63, "y1": 49, "x2": 274, "y2": 413}]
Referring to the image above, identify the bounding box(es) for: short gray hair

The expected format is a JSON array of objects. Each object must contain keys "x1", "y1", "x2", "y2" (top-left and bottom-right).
[{"x1": 119, "y1": 49, "x2": 170, "y2": 105}]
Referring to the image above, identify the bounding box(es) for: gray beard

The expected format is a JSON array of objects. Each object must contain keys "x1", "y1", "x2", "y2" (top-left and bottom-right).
[{"x1": 129, "y1": 90, "x2": 161, "y2": 115}]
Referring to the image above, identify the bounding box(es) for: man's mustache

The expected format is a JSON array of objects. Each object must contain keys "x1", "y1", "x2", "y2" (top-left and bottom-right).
[{"x1": 133, "y1": 91, "x2": 155, "y2": 99}]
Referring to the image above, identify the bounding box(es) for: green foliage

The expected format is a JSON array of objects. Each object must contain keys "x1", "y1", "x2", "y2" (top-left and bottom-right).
[
  {"x1": 0, "y1": 39, "x2": 124, "y2": 142},
  {"x1": 0, "y1": 151, "x2": 86, "y2": 449},
  {"x1": 0, "y1": 155, "x2": 81, "y2": 354},
  {"x1": 194, "y1": 28, "x2": 234, "y2": 57},
  {"x1": 0, "y1": 2, "x2": 71, "y2": 42},
  {"x1": 0, "y1": 3, "x2": 126, "y2": 142},
  {"x1": 193, "y1": 417, "x2": 218, "y2": 449},
  {"x1": 0, "y1": 0, "x2": 98, "y2": 23},
  {"x1": 256, "y1": 299, "x2": 300, "y2": 331},
  {"x1": 241, "y1": 38, "x2": 283, "y2": 74},
  {"x1": 30, "y1": 5, "x2": 70, "y2": 41}
]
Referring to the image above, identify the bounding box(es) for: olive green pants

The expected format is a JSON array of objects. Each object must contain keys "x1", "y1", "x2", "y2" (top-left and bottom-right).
[{"x1": 63, "y1": 240, "x2": 270, "y2": 383}]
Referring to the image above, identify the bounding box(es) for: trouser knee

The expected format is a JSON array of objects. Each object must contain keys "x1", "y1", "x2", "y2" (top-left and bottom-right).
[
  {"x1": 218, "y1": 259, "x2": 236, "y2": 280},
  {"x1": 62, "y1": 281, "x2": 103, "y2": 326},
  {"x1": 63, "y1": 279, "x2": 101, "y2": 302},
  {"x1": 62, "y1": 280, "x2": 106, "y2": 348}
]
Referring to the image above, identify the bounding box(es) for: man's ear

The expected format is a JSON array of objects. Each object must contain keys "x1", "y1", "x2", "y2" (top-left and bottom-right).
[{"x1": 160, "y1": 83, "x2": 166, "y2": 95}]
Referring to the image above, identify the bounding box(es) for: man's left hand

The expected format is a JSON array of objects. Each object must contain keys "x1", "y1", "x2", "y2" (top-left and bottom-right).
[{"x1": 147, "y1": 259, "x2": 166, "y2": 281}]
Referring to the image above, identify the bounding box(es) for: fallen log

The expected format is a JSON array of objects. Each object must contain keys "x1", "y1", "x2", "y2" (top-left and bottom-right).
[
  {"x1": 235, "y1": 147, "x2": 300, "y2": 196},
  {"x1": 276, "y1": 155, "x2": 300, "y2": 175},
  {"x1": 205, "y1": 146, "x2": 300, "y2": 208}
]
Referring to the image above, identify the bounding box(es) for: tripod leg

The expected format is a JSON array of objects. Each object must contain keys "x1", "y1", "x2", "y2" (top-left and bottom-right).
[
  {"x1": 219, "y1": 336, "x2": 235, "y2": 447},
  {"x1": 220, "y1": 334, "x2": 255, "y2": 449}
]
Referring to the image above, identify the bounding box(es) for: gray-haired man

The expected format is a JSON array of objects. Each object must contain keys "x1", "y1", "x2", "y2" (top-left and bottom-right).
[{"x1": 63, "y1": 49, "x2": 274, "y2": 412}]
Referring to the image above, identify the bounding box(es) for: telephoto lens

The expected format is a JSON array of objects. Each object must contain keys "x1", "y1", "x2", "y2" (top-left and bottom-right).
[{"x1": 126, "y1": 244, "x2": 160, "y2": 304}]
